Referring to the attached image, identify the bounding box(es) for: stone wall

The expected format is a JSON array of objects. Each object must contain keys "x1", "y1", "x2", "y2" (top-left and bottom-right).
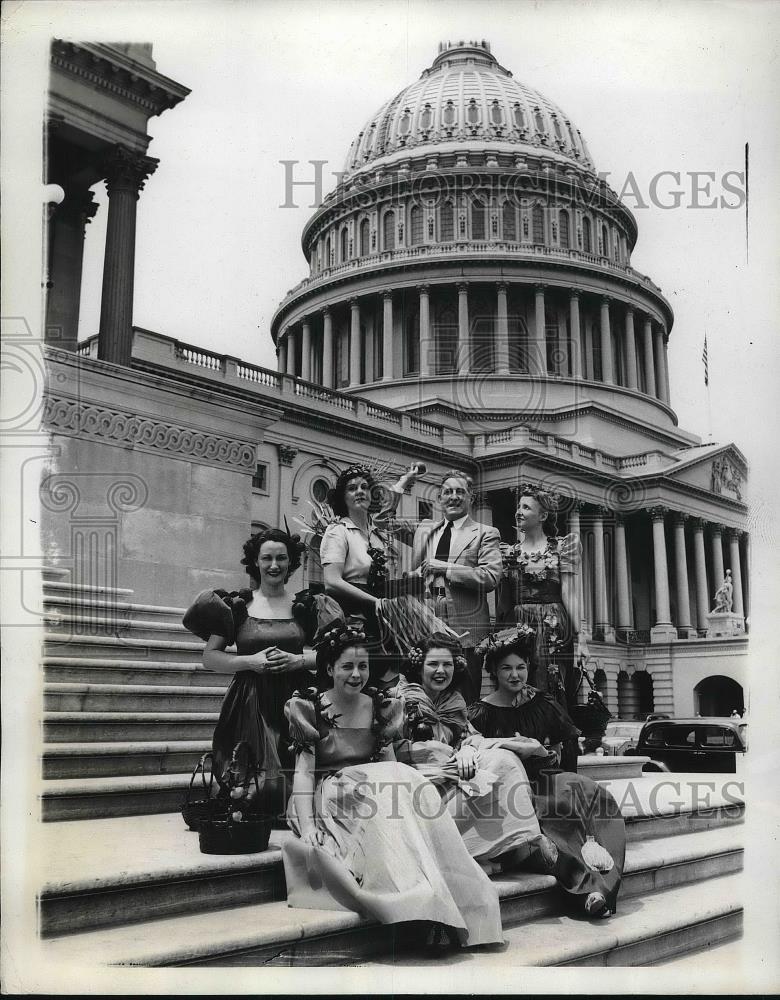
[{"x1": 42, "y1": 351, "x2": 282, "y2": 607}]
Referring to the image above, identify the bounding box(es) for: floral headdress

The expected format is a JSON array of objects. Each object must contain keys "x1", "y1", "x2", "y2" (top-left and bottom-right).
[
  {"x1": 407, "y1": 644, "x2": 468, "y2": 675},
  {"x1": 315, "y1": 619, "x2": 369, "y2": 657},
  {"x1": 475, "y1": 624, "x2": 536, "y2": 665},
  {"x1": 517, "y1": 482, "x2": 562, "y2": 509}
]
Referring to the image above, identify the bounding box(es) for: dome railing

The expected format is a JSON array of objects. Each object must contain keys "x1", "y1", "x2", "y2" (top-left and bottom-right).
[{"x1": 280, "y1": 241, "x2": 663, "y2": 305}]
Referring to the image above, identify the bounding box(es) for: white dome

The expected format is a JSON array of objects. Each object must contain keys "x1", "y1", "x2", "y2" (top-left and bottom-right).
[{"x1": 343, "y1": 40, "x2": 594, "y2": 178}]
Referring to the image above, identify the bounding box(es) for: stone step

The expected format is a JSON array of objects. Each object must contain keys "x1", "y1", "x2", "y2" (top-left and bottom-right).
[
  {"x1": 352, "y1": 873, "x2": 744, "y2": 970},
  {"x1": 43, "y1": 612, "x2": 190, "y2": 642},
  {"x1": 43, "y1": 593, "x2": 185, "y2": 622},
  {"x1": 42, "y1": 741, "x2": 212, "y2": 779},
  {"x1": 43, "y1": 656, "x2": 227, "y2": 688},
  {"x1": 42, "y1": 773, "x2": 196, "y2": 821},
  {"x1": 43, "y1": 574, "x2": 135, "y2": 599},
  {"x1": 44, "y1": 712, "x2": 219, "y2": 744},
  {"x1": 44, "y1": 682, "x2": 225, "y2": 714},
  {"x1": 38, "y1": 803, "x2": 744, "y2": 938},
  {"x1": 38, "y1": 837, "x2": 743, "y2": 966},
  {"x1": 43, "y1": 633, "x2": 205, "y2": 663}
]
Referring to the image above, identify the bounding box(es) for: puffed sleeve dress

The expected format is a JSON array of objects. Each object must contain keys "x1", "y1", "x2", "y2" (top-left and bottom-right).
[{"x1": 281, "y1": 690, "x2": 503, "y2": 947}]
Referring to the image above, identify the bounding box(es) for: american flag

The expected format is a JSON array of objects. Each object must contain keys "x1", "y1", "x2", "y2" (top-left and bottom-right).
[{"x1": 702, "y1": 335, "x2": 709, "y2": 386}]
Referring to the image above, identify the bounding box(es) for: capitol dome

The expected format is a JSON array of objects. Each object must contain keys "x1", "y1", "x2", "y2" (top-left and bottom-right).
[{"x1": 343, "y1": 40, "x2": 594, "y2": 180}]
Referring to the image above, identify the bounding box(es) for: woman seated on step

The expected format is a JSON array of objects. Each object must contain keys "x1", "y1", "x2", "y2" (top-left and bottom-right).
[
  {"x1": 182, "y1": 527, "x2": 341, "y2": 815},
  {"x1": 392, "y1": 633, "x2": 559, "y2": 875},
  {"x1": 467, "y1": 626, "x2": 626, "y2": 919},
  {"x1": 282, "y1": 620, "x2": 503, "y2": 950}
]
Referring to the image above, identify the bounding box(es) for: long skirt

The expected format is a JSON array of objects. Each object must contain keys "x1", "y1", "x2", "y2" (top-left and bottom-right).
[
  {"x1": 283, "y1": 761, "x2": 503, "y2": 947},
  {"x1": 402, "y1": 741, "x2": 543, "y2": 863},
  {"x1": 534, "y1": 770, "x2": 625, "y2": 913}
]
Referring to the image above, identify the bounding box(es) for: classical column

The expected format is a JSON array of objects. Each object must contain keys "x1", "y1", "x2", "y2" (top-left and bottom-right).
[
  {"x1": 614, "y1": 514, "x2": 633, "y2": 632},
  {"x1": 534, "y1": 284, "x2": 547, "y2": 375},
  {"x1": 624, "y1": 307, "x2": 638, "y2": 390},
  {"x1": 692, "y1": 518, "x2": 710, "y2": 631},
  {"x1": 654, "y1": 326, "x2": 668, "y2": 404},
  {"x1": 45, "y1": 186, "x2": 99, "y2": 351},
  {"x1": 599, "y1": 297, "x2": 614, "y2": 384},
  {"x1": 583, "y1": 314, "x2": 594, "y2": 380},
  {"x1": 300, "y1": 318, "x2": 312, "y2": 382},
  {"x1": 648, "y1": 506, "x2": 676, "y2": 641},
  {"x1": 673, "y1": 513, "x2": 692, "y2": 635},
  {"x1": 727, "y1": 529, "x2": 745, "y2": 617},
  {"x1": 285, "y1": 328, "x2": 297, "y2": 376},
  {"x1": 419, "y1": 284, "x2": 432, "y2": 377},
  {"x1": 457, "y1": 282, "x2": 470, "y2": 373},
  {"x1": 349, "y1": 298, "x2": 361, "y2": 386},
  {"x1": 642, "y1": 317, "x2": 657, "y2": 397},
  {"x1": 97, "y1": 145, "x2": 159, "y2": 366},
  {"x1": 568, "y1": 503, "x2": 588, "y2": 638},
  {"x1": 277, "y1": 336, "x2": 287, "y2": 374},
  {"x1": 711, "y1": 523, "x2": 725, "y2": 590},
  {"x1": 382, "y1": 292, "x2": 394, "y2": 381},
  {"x1": 322, "y1": 308, "x2": 334, "y2": 388},
  {"x1": 495, "y1": 282, "x2": 510, "y2": 375},
  {"x1": 569, "y1": 291, "x2": 583, "y2": 379},
  {"x1": 662, "y1": 333, "x2": 672, "y2": 404},
  {"x1": 592, "y1": 509, "x2": 610, "y2": 637}
]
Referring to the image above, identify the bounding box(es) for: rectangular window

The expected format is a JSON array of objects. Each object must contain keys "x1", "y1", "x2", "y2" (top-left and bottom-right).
[
  {"x1": 418, "y1": 499, "x2": 433, "y2": 521},
  {"x1": 252, "y1": 463, "x2": 268, "y2": 491}
]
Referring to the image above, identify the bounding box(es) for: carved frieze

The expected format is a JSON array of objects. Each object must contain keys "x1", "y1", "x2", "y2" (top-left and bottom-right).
[
  {"x1": 43, "y1": 395, "x2": 256, "y2": 470},
  {"x1": 711, "y1": 455, "x2": 743, "y2": 501}
]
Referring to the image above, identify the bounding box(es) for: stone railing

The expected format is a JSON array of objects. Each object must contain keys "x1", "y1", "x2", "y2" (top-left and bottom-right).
[
  {"x1": 102, "y1": 327, "x2": 447, "y2": 443},
  {"x1": 279, "y1": 241, "x2": 665, "y2": 306}
]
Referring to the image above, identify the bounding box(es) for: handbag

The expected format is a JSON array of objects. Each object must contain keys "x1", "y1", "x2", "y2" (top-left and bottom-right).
[
  {"x1": 181, "y1": 752, "x2": 216, "y2": 831},
  {"x1": 198, "y1": 741, "x2": 273, "y2": 855}
]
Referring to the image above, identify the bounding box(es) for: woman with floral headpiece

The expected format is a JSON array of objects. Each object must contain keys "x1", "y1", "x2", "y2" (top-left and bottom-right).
[
  {"x1": 393, "y1": 633, "x2": 558, "y2": 874},
  {"x1": 282, "y1": 621, "x2": 503, "y2": 949},
  {"x1": 182, "y1": 528, "x2": 342, "y2": 816},
  {"x1": 318, "y1": 462, "x2": 461, "y2": 690},
  {"x1": 496, "y1": 483, "x2": 587, "y2": 771},
  {"x1": 467, "y1": 626, "x2": 626, "y2": 919}
]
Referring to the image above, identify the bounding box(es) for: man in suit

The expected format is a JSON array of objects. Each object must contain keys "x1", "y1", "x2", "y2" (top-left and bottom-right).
[{"x1": 410, "y1": 471, "x2": 503, "y2": 702}]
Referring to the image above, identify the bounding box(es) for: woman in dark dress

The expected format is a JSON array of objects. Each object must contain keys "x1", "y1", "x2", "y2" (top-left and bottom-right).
[
  {"x1": 496, "y1": 484, "x2": 587, "y2": 771},
  {"x1": 182, "y1": 527, "x2": 340, "y2": 816},
  {"x1": 469, "y1": 626, "x2": 626, "y2": 919}
]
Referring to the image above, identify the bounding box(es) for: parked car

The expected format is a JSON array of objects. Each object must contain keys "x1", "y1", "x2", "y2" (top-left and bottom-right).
[
  {"x1": 600, "y1": 720, "x2": 646, "y2": 756},
  {"x1": 629, "y1": 717, "x2": 748, "y2": 773}
]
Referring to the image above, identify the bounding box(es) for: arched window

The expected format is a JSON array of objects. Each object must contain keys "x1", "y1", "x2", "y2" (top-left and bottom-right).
[
  {"x1": 601, "y1": 224, "x2": 609, "y2": 257},
  {"x1": 398, "y1": 109, "x2": 411, "y2": 135},
  {"x1": 532, "y1": 204, "x2": 544, "y2": 245},
  {"x1": 502, "y1": 200, "x2": 516, "y2": 241},
  {"x1": 490, "y1": 100, "x2": 503, "y2": 126},
  {"x1": 440, "y1": 201, "x2": 454, "y2": 242},
  {"x1": 534, "y1": 108, "x2": 545, "y2": 133},
  {"x1": 340, "y1": 227, "x2": 349, "y2": 263},
  {"x1": 410, "y1": 204, "x2": 423, "y2": 245},
  {"x1": 582, "y1": 216, "x2": 592, "y2": 253},
  {"x1": 559, "y1": 209, "x2": 570, "y2": 248},
  {"x1": 383, "y1": 210, "x2": 395, "y2": 251},
  {"x1": 359, "y1": 218, "x2": 370, "y2": 256},
  {"x1": 471, "y1": 199, "x2": 485, "y2": 240},
  {"x1": 552, "y1": 116, "x2": 563, "y2": 140},
  {"x1": 513, "y1": 103, "x2": 526, "y2": 129},
  {"x1": 442, "y1": 100, "x2": 456, "y2": 126},
  {"x1": 467, "y1": 99, "x2": 480, "y2": 125},
  {"x1": 613, "y1": 228, "x2": 620, "y2": 261},
  {"x1": 420, "y1": 104, "x2": 433, "y2": 130},
  {"x1": 325, "y1": 236, "x2": 332, "y2": 266}
]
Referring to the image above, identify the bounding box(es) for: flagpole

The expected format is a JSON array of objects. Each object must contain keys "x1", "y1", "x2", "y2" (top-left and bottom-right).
[{"x1": 702, "y1": 333, "x2": 713, "y2": 441}]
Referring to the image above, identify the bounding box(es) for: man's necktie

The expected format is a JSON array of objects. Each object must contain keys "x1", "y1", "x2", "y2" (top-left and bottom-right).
[{"x1": 435, "y1": 521, "x2": 453, "y2": 561}]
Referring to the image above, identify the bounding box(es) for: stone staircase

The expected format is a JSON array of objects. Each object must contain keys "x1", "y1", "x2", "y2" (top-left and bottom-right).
[
  {"x1": 36, "y1": 573, "x2": 746, "y2": 967},
  {"x1": 41, "y1": 570, "x2": 223, "y2": 821}
]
